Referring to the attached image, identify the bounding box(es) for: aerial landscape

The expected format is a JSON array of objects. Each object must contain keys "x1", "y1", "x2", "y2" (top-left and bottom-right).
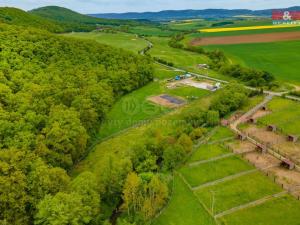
[{"x1": 1, "y1": 0, "x2": 300, "y2": 224}]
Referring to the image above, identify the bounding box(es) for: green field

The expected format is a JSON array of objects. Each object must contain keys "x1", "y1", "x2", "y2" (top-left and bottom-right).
[
  {"x1": 128, "y1": 25, "x2": 176, "y2": 37},
  {"x1": 196, "y1": 172, "x2": 282, "y2": 214},
  {"x1": 149, "y1": 36, "x2": 209, "y2": 69},
  {"x1": 188, "y1": 144, "x2": 231, "y2": 163},
  {"x1": 180, "y1": 156, "x2": 253, "y2": 187},
  {"x1": 208, "y1": 126, "x2": 235, "y2": 143},
  {"x1": 152, "y1": 175, "x2": 216, "y2": 225},
  {"x1": 63, "y1": 31, "x2": 148, "y2": 53},
  {"x1": 98, "y1": 65, "x2": 209, "y2": 139},
  {"x1": 258, "y1": 98, "x2": 300, "y2": 136},
  {"x1": 149, "y1": 36, "x2": 230, "y2": 80},
  {"x1": 203, "y1": 40, "x2": 300, "y2": 83},
  {"x1": 219, "y1": 195, "x2": 300, "y2": 225}
]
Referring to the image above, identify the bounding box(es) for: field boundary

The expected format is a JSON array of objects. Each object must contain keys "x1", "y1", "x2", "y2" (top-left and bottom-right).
[
  {"x1": 188, "y1": 153, "x2": 236, "y2": 167},
  {"x1": 176, "y1": 171, "x2": 218, "y2": 224}
]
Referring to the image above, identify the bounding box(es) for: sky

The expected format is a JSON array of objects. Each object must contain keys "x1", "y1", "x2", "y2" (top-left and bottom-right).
[{"x1": 0, "y1": 0, "x2": 299, "y2": 14}]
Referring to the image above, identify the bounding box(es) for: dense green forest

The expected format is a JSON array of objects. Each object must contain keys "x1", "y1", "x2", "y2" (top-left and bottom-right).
[
  {"x1": 0, "y1": 7, "x2": 67, "y2": 32},
  {"x1": 0, "y1": 6, "x2": 148, "y2": 33},
  {"x1": 0, "y1": 23, "x2": 153, "y2": 224}
]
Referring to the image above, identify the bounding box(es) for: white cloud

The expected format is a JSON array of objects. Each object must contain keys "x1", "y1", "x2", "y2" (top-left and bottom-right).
[{"x1": 0, "y1": 0, "x2": 299, "y2": 13}]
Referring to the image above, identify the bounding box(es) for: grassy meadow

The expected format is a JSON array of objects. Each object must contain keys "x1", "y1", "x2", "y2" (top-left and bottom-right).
[
  {"x1": 179, "y1": 156, "x2": 253, "y2": 187},
  {"x1": 195, "y1": 172, "x2": 282, "y2": 214},
  {"x1": 63, "y1": 31, "x2": 148, "y2": 53},
  {"x1": 258, "y1": 97, "x2": 300, "y2": 136},
  {"x1": 188, "y1": 144, "x2": 231, "y2": 163},
  {"x1": 152, "y1": 175, "x2": 216, "y2": 225},
  {"x1": 219, "y1": 195, "x2": 300, "y2": 225},
  {"x1": 203, "y1": 40, "x2": 300, "y2": 83},
  {"x1": 149, "y1": 36, "x2": 231, "y2": 81},
  {"x1": 207, "y1": 126, "x2": 235, "y2": 143}
]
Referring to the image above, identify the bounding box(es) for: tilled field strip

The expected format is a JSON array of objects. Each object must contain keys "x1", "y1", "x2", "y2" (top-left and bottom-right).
[{"x1": 190, "y1": 31, "x2": 300, "y2": 46}]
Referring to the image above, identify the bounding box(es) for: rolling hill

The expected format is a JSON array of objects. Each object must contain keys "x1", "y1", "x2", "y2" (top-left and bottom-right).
[
  {"x1": 90, "y1": 6, "x2": 300, "y2": 21},
  {"x1": 30, "y1": 6, "x2": 147, "y2": 27},
  {"x1": 0, "y1": 7, "x2": 64, "y2": 32}
]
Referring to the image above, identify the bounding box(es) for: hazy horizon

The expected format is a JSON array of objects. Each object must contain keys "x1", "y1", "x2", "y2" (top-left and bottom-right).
[{"x1": 0, "y1": 0, "x2": 299, "y2": 14}]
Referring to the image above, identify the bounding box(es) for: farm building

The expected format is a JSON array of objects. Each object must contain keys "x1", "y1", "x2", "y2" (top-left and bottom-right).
[
  {"x1": 237, "y1": 133, "x2": 247, "y2": 141},
  {"x1": 267, "y1": 124, "x2": 277, "y2": 132},
  {"x1": 287, "y1": 135, "x2": 298, "y2": 143},
  {"x1": 175, "y1": 74, "x2": 192, "y2": 81},
  {"x1": 197, "y1": 64, "x2": 210, "y2": 69},
  {"x1": 221, "y1": 119, "x2": 229, "y2": 126},
  {"x1": 248, "y1": 117, "x2": 257, "y2": 124},
  {"x1": 256, "y1": 144, "x2": 267, "y2": 154},
  {"x1": 281, "y1": 159, "x2": 295, "y2": 170},
  {"x1": 261, "y1": 105, "x2": 268, "y2": 111}
]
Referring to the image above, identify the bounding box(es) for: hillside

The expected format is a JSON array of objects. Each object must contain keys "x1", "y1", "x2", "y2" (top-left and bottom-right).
[
  {"x1": 0, "y1": 22, "x2": 153, "y2": 224},
  {"x1": 30, "y1": 6, "x2": 146, "y2": 27},
  {"x1": 90, "y1": 6, "x2": 300, "y2": 20},
  {"x1": 0, "y1": 7, "x2": 64, "y2": 32}
]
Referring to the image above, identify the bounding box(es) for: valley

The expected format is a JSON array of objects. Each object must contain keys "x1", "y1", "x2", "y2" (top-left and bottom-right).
[{"x1": 1, "y1": 3, "x2": 300, "y2": 225}]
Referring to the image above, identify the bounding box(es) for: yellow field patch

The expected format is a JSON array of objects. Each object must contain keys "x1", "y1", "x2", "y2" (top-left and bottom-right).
[{"x1": 200, "y1": 24, "x2": 300, "y2": 33}]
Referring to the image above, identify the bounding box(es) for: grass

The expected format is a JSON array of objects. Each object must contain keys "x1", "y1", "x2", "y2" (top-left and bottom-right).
[
  {"x1": 218, "y1": 195, "x2": 300, "y2": 225},
  {"x1": 179, "y1": 156, "x2": 253, "y2": 187},
  {"x1": 62, "y1": 31, "x2": 148, "y2": 53},
  {"x1": 166, "y1": 86, "x2": 210, "y2": 99},
  {"x1": 241, "y1": 95, "x2": 264, "y2": 112},
  {"x1": 168, "y1": 21, "x2": 208, "y2": 31},
  {"x1": 128, "y1": 25, "x2": 176, "y2": 37},
  {"x1": 149, "y1": 36, "x2": 209, "y2": 70},
  {"x1": 149, "y1": 36, "x2": 229, "y2": 81},
  {"x1": 153, "y1": 64, "x2": 180, "y2": 80},
  {"x1": 203, "y1": 40, "x2": 300, "y2": 84},
  {"x1": 258, "y1": 97, "x2": 300, "y2": 136},
  {"x1": 98, "y1": 65, "x2": 210, "y2": 140},
  {"x1": 98, "y1": 81, "x2": 169, "y2": 139},
  {"x1": 195, "y1": 172, "x2": 282, "y2": 214},
  {"x1": 208, "y1": 126, "x2": 235, "y2": 143},
  {"x1": 152, "y1": 174, "x2": 216, "y2": 225},
  {"x1": 188, "y1": 144, "x2": 231, "y2": 163}
]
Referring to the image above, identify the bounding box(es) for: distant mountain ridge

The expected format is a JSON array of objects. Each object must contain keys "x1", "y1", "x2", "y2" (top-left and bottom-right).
[{"x1": 90, "y1": 6, "x2": 300, "y2": 20}]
